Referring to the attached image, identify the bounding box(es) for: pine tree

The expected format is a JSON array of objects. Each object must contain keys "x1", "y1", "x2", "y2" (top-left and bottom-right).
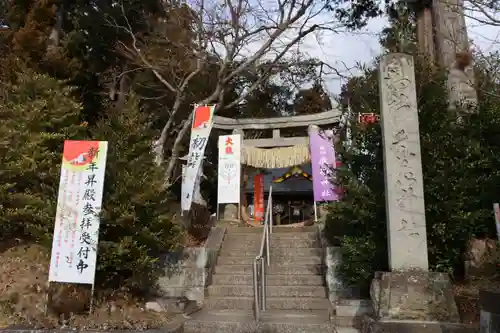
[
  {"x1": 91, "y1": 94, "x2": 182, "y2": 292},
  {"x1": 0, "y1": 70, "x2": 86, "y2": 241}
]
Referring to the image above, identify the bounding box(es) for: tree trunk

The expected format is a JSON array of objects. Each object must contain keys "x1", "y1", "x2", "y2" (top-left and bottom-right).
[
  {"x1": 416, "y1": 8, "x2": 435, "y2": 63},
  {"x1": 116, "y1": 74, "x2": 130, "y2": 110},
  {"x1": 48, "y1": 4, "x2": 63, "y2": 50},
  {"x1": 163, "y1": 116, "x2": 191, "y2": 187},
  {"x1": 432, "y1": 0, "x2": 469, "y2": 69}
]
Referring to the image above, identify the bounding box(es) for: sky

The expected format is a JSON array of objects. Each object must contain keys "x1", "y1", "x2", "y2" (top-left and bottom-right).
[
  {"x1": 227, "y1": 0, "x2": 500, "y2": 106},
  {"x1": 303, "y1": 15, "x2": 500, "y2": 97}
]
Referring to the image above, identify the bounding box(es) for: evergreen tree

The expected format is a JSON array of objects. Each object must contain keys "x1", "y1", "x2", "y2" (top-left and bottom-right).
[
  {"x1": 0, "y1": 70, "x2": 86, "y2": 241},
  {"x1": 91, "y1": 95, "x2": 182, "y2": 292},
  {"x1": 326, "y1": 45, "x2": 500, "y2": 294},
  {"x1": 0, "y1": 70, "x2": 181, "y2": 293}
]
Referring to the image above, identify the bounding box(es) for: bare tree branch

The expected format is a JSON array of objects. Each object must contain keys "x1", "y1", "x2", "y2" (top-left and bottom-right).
[
  {"x1": 464, "y1": 0, "x2": 500, "y2": 26},
  {"x1": 110, "y1": 0, "x2": 346, "y2": 186}
]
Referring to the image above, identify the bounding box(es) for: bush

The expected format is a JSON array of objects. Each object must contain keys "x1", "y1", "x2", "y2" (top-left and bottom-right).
[
  {"x1": 91, "y1": 95, "x2": 182, "y2": 292},
  {"x1": 0, "y1": 70, "x2": 86, "y2": 242},
  {"x1": 326, "y1": 57, "x2": 500, "y2": 294}
]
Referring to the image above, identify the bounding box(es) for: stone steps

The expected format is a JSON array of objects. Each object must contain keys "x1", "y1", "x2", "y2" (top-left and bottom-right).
[
  {"x1": 333, "y1": 315, "x2": 365, "y2": 329},
  {"x1": 336, "y1": 299, "x2": 373, "y2": 318},
  {"x1": 337, "y1": 299, "x2": 372, "y2": 307},
  {"x1": 217, "y1": 255, "x2": 322, "y2": 265},
  {"x1": 336, "y1": 328, "x2": 362, "y2": 333},
  {"x1": 219, "y1": 247, "x2": 323, "y2": 257},
  {"x1": 214, "y1": 264, "x2": 323, "y2": 275},
  {"x1": 183, "y1": 226, "x2": 338, "y2": 333},
  {"x1": 333, "y1": 299, "x2": 374, "y2": 329},
  {"x1": 221, "y1": 238, "x2": 320, "y2": 249},
  {"x1": 207, "y1": 285, "x2": 327, "y2": 298},
  {"x1": 225, "y1": 231, "x2": 318, "y2": 238},
  {"x1": 226, "y1": 226, "x2": 318, "y2": 234},
  {"x1": 205, "y1": 296, "x2": 331, "y2": 310},
  {"x1": 184, "y1": 309, "x2": 336, "y2": 333},
  {"x1": 212, "y1": 273, "x2": 324, "y2": 286}
]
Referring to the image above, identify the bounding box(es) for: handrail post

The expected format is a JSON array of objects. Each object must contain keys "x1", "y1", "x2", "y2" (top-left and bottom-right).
[
  {"x1": 260, "y1": 257, "x2": 266, "y2": 310},
  {"x1": 267, "y1": 188, "x2": 272, "y2": 267},
  {"x1": 253, "y1": 186, "x2": 273, "y2": 321},
  {"x1": 269, "y1": 187, "x2": 273, "y2": 235},
  {"x1": 266, "y1": 220, "x2": 270, "y2": 267},
  {"x1": 253, "y1": 259, "x2": 260, "y2": 321}
]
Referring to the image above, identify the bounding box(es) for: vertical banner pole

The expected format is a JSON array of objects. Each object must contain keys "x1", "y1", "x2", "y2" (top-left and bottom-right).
[
  {"x1": 314, "y1": 202, "x2": 318, "y2": 223},
  {"x1": 43, "y1": 281, "x2": 51, "y2": 315},
  {"x1": 216, "y1": 203, "x2": 220, "y2": 221},
  {"x1": 181, "y1": 165, "x2": 186, "y2": 218},
  {"x1": 89, "y1": 283, "x2": 96, "y2": 314}
]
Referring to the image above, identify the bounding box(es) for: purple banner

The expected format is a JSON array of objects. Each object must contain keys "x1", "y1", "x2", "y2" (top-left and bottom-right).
[{"x1": 309, "y1": 126, "x2": 339, "y2": 202}]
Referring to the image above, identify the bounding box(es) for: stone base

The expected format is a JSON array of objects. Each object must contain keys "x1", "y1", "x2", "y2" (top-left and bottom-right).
[
  {"x1": 370, "y1": 271, "x2": 460, "y2": 322},
  {"x1": 479, "y1": 289, "x2": 500, "y2": 333},
  {"x1": 362, "y1": 316, "x2": 477, "y2": 333},
  {"x1": 220, "y1": 203, "x2": 239, "y2": 221}
]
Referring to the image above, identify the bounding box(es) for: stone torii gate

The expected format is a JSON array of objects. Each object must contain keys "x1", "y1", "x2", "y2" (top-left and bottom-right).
[{"x1": 212, "y1": 109, "x2": 342, "y2": 223}]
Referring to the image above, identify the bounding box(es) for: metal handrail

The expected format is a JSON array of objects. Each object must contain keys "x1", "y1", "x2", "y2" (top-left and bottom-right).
[{"x1": 253, "y1": 186, "x2": 273, "y2": 321}]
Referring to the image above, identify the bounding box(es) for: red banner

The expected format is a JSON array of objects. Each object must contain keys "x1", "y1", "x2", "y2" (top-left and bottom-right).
[{"x1": 253, "y1": 174, "x2": 264, "y2": 225}]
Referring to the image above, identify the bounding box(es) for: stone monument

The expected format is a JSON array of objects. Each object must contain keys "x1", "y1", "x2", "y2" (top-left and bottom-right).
[
  {"x1": 369, "y1": 53, "x2": 460, "y2": 325},
  {"x1": 380, "y1": 53, "x2": 429, "y2": 272}
]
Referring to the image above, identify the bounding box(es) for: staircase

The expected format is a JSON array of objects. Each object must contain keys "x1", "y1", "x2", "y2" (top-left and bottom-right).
[{"x1": 184, "y1": 226, "x2": 339, "y2": 333}]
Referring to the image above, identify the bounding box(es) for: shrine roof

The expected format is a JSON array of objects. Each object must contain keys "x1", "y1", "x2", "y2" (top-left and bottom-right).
[{"x1": 245, "y1": 164, "x2": 313, "y2": 194}]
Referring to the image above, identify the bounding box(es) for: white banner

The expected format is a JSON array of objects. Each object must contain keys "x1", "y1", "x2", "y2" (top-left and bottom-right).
[
  {"x1": 182, "y1": 164, "x2": 203, "y2": 207},
  {"x1": 181, "y1": 105, "x2": 215, "y2": 211},
  {"x1": 217, "y1": 134, "x2": 241, "y2": 204},
  {"x1": 48, "y1": 141, "x2": 108, "y2": 285},
  {"x1": 181, "y1": 165, "x2": 187, "y2": 210}
]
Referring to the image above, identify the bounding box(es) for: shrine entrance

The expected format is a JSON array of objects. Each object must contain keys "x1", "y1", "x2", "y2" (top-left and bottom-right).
[
  {"x1": 246, "y1": 165, "x2": 314, "y2": 225},
  {"x1": 213, "y1": 109, "x2": 342, "y2": 226}
]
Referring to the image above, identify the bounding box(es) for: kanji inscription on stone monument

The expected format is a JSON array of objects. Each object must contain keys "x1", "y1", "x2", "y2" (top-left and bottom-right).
[{"x1": 379, "y1": 53, "x2": 429, "y2": 271}]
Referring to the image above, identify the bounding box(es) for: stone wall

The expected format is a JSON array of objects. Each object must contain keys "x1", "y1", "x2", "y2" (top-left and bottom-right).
[
  {"x1": 318, "y1": 226, "x2": 360, "y2": 304},
  {"x1": 156, "y1": 227, "x2": 226, "y2": 302},
  {"x1": 324, "y1": 246, "x2": 343, "y2": 304},
  {"x1": 318, "y1": 223, "x2": 342, "y2": 304}
]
